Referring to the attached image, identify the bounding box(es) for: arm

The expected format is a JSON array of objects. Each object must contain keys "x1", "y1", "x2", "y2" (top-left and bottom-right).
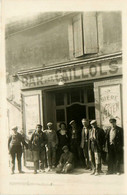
[
  {"x1": 66, "y1": 153, "x2": 73, "y2": 164},
  {"x1": 8, "y1": 135, "x2": 12, "y2": 151}
]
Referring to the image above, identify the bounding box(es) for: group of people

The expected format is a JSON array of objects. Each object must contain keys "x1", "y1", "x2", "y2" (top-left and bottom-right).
[{"x1": 8, "y1": 118, "x2": 123, "y2": 176}]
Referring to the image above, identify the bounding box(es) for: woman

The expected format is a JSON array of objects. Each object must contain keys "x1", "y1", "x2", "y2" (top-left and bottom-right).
[{"x1": 56, "y1": 122, "x2": 69, "y2": 165}]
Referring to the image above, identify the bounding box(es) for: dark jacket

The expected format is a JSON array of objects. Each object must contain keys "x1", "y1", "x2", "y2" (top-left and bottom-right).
[
  {"x1": 105, "y1": 125, "x2": 123, "y2": 152},
  {"x1": 89, "y1": 127, "x2": 105, "y2": 153},
  {"x1": 80, "y1": 126, "x2": 90, "y2": 149},
  {"x1": 8, "y1": 132, "x2": 28, "y2": 153},
  {"x1": 59, "y1": 151, "x2": 74, "y2": 165},
  {"x1": 29, "y1": 130, "x2": 46, "y2": 151}
]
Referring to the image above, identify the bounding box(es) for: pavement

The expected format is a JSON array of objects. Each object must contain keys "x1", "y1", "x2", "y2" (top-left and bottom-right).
[{"x1": 0, "y1": 166, "x2": 127, "y2": 195}]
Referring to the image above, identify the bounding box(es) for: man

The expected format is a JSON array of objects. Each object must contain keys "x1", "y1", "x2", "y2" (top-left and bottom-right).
[
  {"x1": 44, "y1": 122, "x2": 58, "y2": 171},
  {"x1": 89, "y1": 120, "x2": 105, "y2": 176},
  {"x1": 8, "y1": 126, "x2": 28, "y2": 174},
  {"x1": 80, "y1": 118, "x2": 90, "y2": 169},
  {"x1": 29, "y1": 124, "x2": 46, "y2": 174},
  {"x1": 106, "y1": 118, "x2": 123, "y2": 175},
  {"x1": 69, "y1": 120, "x2": 81, "y2": 167},
  {"x1": 56, "y1": 145, "x2": 74, "y2": 174}
]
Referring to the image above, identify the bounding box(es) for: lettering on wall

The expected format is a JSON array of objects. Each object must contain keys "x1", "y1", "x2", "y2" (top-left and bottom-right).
[
  {"x1": 19, "y1": 59, "x2": 122, "y2": 89},
  {"x1": 100, "y1": 84, "x2": 122, "y2": 128}
]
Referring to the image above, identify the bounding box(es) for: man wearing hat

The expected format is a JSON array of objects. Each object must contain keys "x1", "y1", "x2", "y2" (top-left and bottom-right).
[
  {"x1": 80, "y1": 119, "x2": 91, "y2": 169},
  {"x1": 29, "y1": 124, "x2": 46, "y2": 174},
  {"x1": 8, "y1": 126, "x2": 28, "y2": 174},
  {"x1": 69, "y1": 120, "x2": 81, "y2": 167},
  {"x1": 89, "y1": 120, "x2": 105, "y2": 176},
  {"x1": 44, "y1": 122, "x2": 58, "y2": 171},
  {"x1": 105, "y1": 118, "x2": 123, "y2": 175},
  {"x1": 56, "y1": 145, "x2": 74, "y2": 173}
]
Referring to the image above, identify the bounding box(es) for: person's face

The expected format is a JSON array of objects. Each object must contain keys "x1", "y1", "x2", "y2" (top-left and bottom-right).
[
  {"x1": 61, "y1": 124, "x2": 66, "y2": 130},
  {"x1": 110, "y1": 122, "x2": 116, "y2": 128},
  {"x1": 63, "y1": 149, "x2": 68, "y2": 153},
  {"x1": 37, "y1": 126, "x2": 41, "y2": 132},
  {"x1": 91, "y1": 122, "x2": 97, "y2": 128},
  {"x1": 12, "y1": 128, "x2": 17, "y2": 134},
  {"x1": 48, "y1": 125, "x2": 52, "y2": 129},
  {"x1": 82, "y1": 120, "x2": 88, "y2": 127}
]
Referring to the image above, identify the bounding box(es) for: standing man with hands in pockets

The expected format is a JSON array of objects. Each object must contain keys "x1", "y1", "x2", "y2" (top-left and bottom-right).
[{"x1": 44, "y1": 122, "x2": 58, "y2": 171}]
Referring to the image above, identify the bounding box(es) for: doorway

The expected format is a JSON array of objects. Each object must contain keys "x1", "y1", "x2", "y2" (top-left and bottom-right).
[{"x1": 66, "y1": 104, "x2": 86, "y2": 130}]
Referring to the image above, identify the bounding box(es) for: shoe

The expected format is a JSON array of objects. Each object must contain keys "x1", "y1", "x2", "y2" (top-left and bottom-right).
[
  {"x1": 41, "y1": 169, "x2": 45, "y2": 173},
  {"x1": 11, "y1": 171, "x2": 14, "y2": 175},
  {"x1": 52, "y1": 166, "x2": 55, "y2": 169},
  {"x1": 47, "y1": 167, "x2": 51, "y2": 172},
  {"x1": 19, "y1": 170, "x2": 25, "y2": 174},
  {"x1": 34, "y1": 170, "x2": 37, "y2": 174},
  {"x1": 117, "y1": 172, "x2": 120, "y2": 175},
  {"x1": 95, "y1": 172, "x2": 99, "y2": 176},
  {"x1": 90, "y1": 171, "x2": 95, "y2": 175}
]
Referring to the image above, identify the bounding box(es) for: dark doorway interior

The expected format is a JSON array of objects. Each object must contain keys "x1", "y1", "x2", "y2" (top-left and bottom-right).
[{"x1": 66, "y1": 104, "x2": 86, "y2": 129}]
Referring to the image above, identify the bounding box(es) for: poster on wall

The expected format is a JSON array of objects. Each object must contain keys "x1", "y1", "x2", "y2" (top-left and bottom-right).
[
  {"x1": 24, "y1": 94, "x2": 41, "y2": 139},
  {"x1": 100, "y1": 84, "x2": 122, "y2": 128}
]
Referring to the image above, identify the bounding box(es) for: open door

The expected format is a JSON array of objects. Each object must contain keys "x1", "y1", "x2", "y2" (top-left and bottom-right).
[{"x1": 22, "y1": 90, "x2": 43, "y2": 168}]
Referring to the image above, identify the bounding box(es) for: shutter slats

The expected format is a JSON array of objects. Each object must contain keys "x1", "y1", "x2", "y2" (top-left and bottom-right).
[
  {"x1": 73, "y1": 14, "x2": 83, "y2": 57},
  {"x1": 83, "y1": 12, "x2": 98, "y2": 54}
]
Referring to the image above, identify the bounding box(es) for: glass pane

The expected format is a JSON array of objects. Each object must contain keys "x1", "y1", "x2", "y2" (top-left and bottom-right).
[
  {"x1": 87, "y1": 87, "x2": 94, "y2": 103},
  {"x1": 56, "y1": 109, "x2": 65, "y2": 122},
  {"x1": 55, "y1": 92, "x2": 64, "y2": 106},
  {"x1": 70, "y1": 90, "x2": 80, "y2": 103},
  {"x1": 88, "y1": 106, "x2": 95, "y2": 120}
]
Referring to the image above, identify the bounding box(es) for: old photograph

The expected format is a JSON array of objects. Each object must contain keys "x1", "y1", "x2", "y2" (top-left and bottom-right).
[{"x1": 1, "y1": 0, "x2": 127, "y2": 194}]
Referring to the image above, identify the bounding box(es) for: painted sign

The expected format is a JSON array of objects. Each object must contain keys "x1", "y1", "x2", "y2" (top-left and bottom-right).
[
  {"x1": 100, "y1": 84, "x2": 122, "y2": 128},
  {"x1": 19, "y1": 58, "x2": 122, "y2": 89}
]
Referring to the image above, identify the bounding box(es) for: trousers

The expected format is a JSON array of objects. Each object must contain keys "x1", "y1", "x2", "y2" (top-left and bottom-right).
[
  {"x1": 46, "y1": 147, "x2": 56, "y2": 167},
  {"x1": 10, "y1": 147, "x2": 22, "y2": 172}
]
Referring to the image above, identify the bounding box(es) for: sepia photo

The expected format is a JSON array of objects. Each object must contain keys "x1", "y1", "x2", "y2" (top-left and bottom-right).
[{"x1": 1, "y1": 0, "x2": 127, "y2": 194}]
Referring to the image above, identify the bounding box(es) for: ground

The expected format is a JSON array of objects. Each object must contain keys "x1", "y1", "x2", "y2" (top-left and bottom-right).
[{"x1": 0, "y1": 166, "x2": 126, "y2": 195}]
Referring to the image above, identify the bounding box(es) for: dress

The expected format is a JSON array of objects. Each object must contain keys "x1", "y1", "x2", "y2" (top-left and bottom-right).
[{"x1": 56, "y1": 130, "x2": 69, "y2": 164}]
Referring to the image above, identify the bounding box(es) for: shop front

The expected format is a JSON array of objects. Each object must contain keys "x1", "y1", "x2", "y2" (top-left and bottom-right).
[{"x1": 18, "y1": 53, "x2": 122, "y2": 167}]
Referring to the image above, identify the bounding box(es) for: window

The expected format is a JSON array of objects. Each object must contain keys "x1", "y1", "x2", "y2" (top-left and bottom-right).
[
  {"x1": 72, "y1": 12, "x2": 98, "y2": 58},
  {"x1": 55, "y1": 92, "x2": 64, "y2": 106},
  {"x1": 56, "y1": 109, "x2": 65, "y2": 122}
]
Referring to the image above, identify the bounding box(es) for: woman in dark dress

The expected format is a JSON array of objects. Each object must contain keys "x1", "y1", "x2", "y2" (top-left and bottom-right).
[{"x1": 56, "y1": 122, "x2": 69, "y2": 165}]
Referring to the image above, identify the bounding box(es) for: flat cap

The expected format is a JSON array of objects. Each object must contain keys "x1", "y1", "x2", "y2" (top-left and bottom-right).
[
  {"x1": 47, "y1": 122, "x2": 53, "y2": 126},
  {"x1": 12, "y1": 126, "x2": 18, "y2": 130},
  {"x1": 36, "y1": 124, "x2": 42, "y2": 128},
  {"x1": 90, "y1": 120, "x2": 97, "y2": 125},
  {"x1": 82, "y1": 118, "x2": 88, "y2": 122},
  {"x1": 62, "y1": 145, "x2": 69, "y2": 150},
  {"x1": 109, "y1": 118, "x2": 116, "y2": 123},
  {"x1": 69, "y1": 120, "x2": 75, "y2": 125}
]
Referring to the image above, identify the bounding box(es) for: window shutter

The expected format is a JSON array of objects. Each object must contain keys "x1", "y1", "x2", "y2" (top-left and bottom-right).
[
  {"x1": 73, "y1": 14, "x2": 83, "y2": 57},
  {"x1": 83, "y1": 12, "x2": 98, "y2": 54}
]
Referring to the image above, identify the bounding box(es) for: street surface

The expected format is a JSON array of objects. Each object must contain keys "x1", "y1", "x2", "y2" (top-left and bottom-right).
[{"x1": 0, "y1": 166, "x2": 126, "y2": 195}]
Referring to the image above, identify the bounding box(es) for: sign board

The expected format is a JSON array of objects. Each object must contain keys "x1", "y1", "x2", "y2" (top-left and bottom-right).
[
  {"x1": 18, "y1": 58, "x2": 122, "y2": 89},
  {"x1": 100, "y1": 84, "x2": 122, "y2": 128}
]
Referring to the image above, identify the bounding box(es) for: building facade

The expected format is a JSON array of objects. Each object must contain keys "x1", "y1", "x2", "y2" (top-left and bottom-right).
[{"x1": 6, "y1": 11, "x2": 122, "y2": 166}]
